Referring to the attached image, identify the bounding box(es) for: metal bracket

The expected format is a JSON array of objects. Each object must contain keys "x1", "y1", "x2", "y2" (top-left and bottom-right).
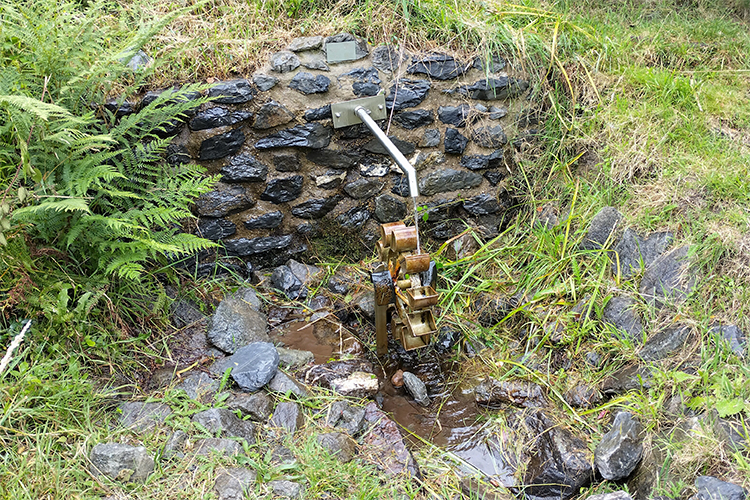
[
  {"x1": 326, "y1": 41, "x2": 358, "y2": 63},
  {"x1": 330, "y1": 95, "x2": 387, "y2": 129}
]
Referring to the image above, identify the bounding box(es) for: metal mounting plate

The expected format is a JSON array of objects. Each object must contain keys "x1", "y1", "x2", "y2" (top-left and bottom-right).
[
  {"x1": 326, "y1": 41, "x2": 358, "y2": 63},
  {"x1": 330, "y1": 95, "x2": 387, "y2": 129}
]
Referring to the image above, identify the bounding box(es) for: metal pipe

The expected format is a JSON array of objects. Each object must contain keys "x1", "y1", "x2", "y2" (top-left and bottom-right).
[{"x1": 354, "y1": 106, "x2": 419, "y2": 198}]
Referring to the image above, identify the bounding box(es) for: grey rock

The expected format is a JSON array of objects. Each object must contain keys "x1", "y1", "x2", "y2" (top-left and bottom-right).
[
  {"x1": 196, "y1": 183, "x2": 253, "y2": 218},
  {"x1": 695, "y1": 476, "x2": 747, "y2": 500},
  {"x1": 361, "y1": 402, "x2": 421, "y2": 477},
  {"x1": 489, "y1": 105, "x2": 508, "y2": 119},
  {"x1": 601, "y1": 365, "x2": 652, "y2": 396},
  {"x1": 214, "y1": 467, "x2": 257, "y2": 500},
  {"x1": 385, "y1": 79, "x2": 431, "y2": 111},
  {"x1": 198, "y1": 218, "x2": 236, "y2": 241},
  {"x1": 323, "y1": 32, "x2": 369, "y2": 61},
  {"x1": 224, "y1": 235, "x2": 293, "y2": 257},
  {"x1": 393, "y1": 110, "x2": 434, "y2": 129},
  {"x1": 613, "y1": 228, "x2": 674, "y2": 278},
  {"x1": 327, "y1": 401, "x2": 367, "y2": 436},
  {"x1": 304, "y1": 359, "x2": 375, "y2": 388},
  {"x1": 314, "y1": 170, "x2": 346, "y2": 189},
  {"x1": 207, "y1": 288, "x2": 268, "y2": 354},
  {"x1": 286, "y1": 259, "x2": 320, "y2": 284},
  {"x1": 117, "y1": 402, "x2": 172, "y2": 433},
  {"x1": 299, "y1": 50, "x2": 329, "y2": 71},
  {"x1": 288, "y1": 35, "x2": 323, "y2": 52},
  {"x1": 260, "y1": 175, "x2": 304, "y2": 204},
  {"x1": 371, "y1": 45, "x2": 401, "y2": 73},
  {"x1": 602, "y1": 296, "x2": 643, "y2": 341},
  {"x1": 269, "y1": 480, "x2": 303, "y2": 498},
  {"x1": 306, "y1": 149, "x2": 360, "y2": 169},
  {"x1": 461, "y1": 150, "x2": 504, "y2": 171},
  {"x1": 273, "y1": 152, "x2": 300, "y2": 172},
  {"x1": 472, "y1": 125, "x2": 508, "y2": 148},
  {"x1": 484, "y1": 169, "x2": 505, "y2": 185},
  {"x1": 170, "y1": 298, "x2": 205, "y2": 328},
  {"x1": 317, "y1": 432, "x2": 356, "y2": 462},
  {"x1": 226, "y1": 342, "x2": 280, "y2": 391},
  {"x1": 255, "y1": 123, "x2": 332, "y2": 150},
  {"x1": 639, "y1": 245, "x2": 695, "y2": 308},
  {"x1": 475, "y1": 378, "x2": 548, "y2": 408},
  {"x1": 407, "y1": 53, "x2": 468, "y2": 80},
  {"x1": 124, "y1": 49, "x2": 151, "y2": 71},
  {"x1": 199, "y1": 128, "x2": 245, "y2": 160},
  {"x1": 363, "y1": 136, "x2": 415, "y2": 156},
  {"x1": 455, "y1": 77, "x2": 529, "y2": 100},
  {"x1": 268, "y1": 370, "x2": 310, "y2": 397},
  {"x1": 208, "y1": 79, "x2": 255, "y2": 104},
  {"x1": 228, "y1": 391, "x2": 274, "y2": 421},
  {"x1": 564, "y1": 384, "x2": 602, "y2": 409},
  {"x1": 193, "y1": 408, "x2": 256, "y2": 444},
  {"x1": 304, "y1": 105, "x2": 332, "y2": 121},
  {"x1": 444, "y1": 128, "x2": 468, "y2": 154},
  {"x1": 193, "y1": 438, "x2": 243, "y2": 457},
  {"x1": 374, "y1": 194, "x2": 406, "y2": 223},
  {"x1": 271, "y1": 401, "x2": 303, "y2": 433},
  {"x1": 594, "y1": 411, "x2": 644, "y2": 480},
  {"x1": 277, "y1": 347, "x2": 315, "y2": 369},
  {"x1": 587, "y1": 492, "x2": 633, "y2": 500},
  {"x1": 581, "y1": 206, "x2": 623, "y2": 251},
  {"x1": 221, "y1": 153, "x2": 268, "y2": 183},
  {"x1": 253, "y1": 100, "x2": 295, "y2": 129},
  {"x1": 419, "y1": 168, "x2": 483, "y2": 196},
  {"x1": 402, "y1": 372, "x2": 430, "y2": 406},
  {"x1": 166, "y1": 143, "x2": 191, "y2": 165},
  {"x1": 711, "y1": 324, "x2": 747, "y2": 357},
  {"x1": 289, "y1": 72, "x2": 330, "y2": 94},
  {"x1": 271, "y1": 264, "x2": 306, "y2": 300},
  {"x1": 176, "y1": 372, "x2": 219, "y2": 401},
  {"x1": 291, "y1": 195, "x2": 342, "y2": 219},
  {"x1": 340, "y1": 67, "x2": 381, "y2": 97},
  {"x1": 104, "y1": 99, "x2": 136, "y2": 118},
  {"x1": 473, "y1": 54, "x2": 506, "y2": 73},
  {"x1": 359, "y1": 158, "x2": 389, "y2": 177},
  {"x1": 420, "y1": 128, "x2": 441, "y2": 147},
  {"x1": 244, "y1": 211, "x2": 283, "y2": 230},
  {"x1": 271, "y1": 51, "x2": 301, "y2": 73},
  {"x1": 89, "y1": 443, "x2": 154, "y2": 482},
  {"x1": 344, "y1": 178, "x2": 383, "y2": 199},
  {"x1": 463, "y1": 193, "x2": 502, "y2": 215},
  {"x1": 639, "y1": 324, "x2": 692, "y2": 361},
  {"x1": 189, "y1": 107, "x2": 253, "y2": 131},
  {"x1": 252, "y1": 73, "x2": 278, "y2": 91},
  {"x1": 330, "y1": 371, "x2": 379, "y2": 398},
  {"x1": 163, "y1": 430, "x2": 188, "y2": 459},
  {"x1": 337, "y1": 206, "x2": 371, "y2": 229},
  {"x1": 437, "y1": 104, "x2": 471, "y2": 127}
]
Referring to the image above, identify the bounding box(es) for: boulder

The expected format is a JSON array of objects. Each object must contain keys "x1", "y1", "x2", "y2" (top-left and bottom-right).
[
  {"x1": 270, "y1": 401, "x2": 303, "y2": 433},
  {"x1": 594, "y1": 411, "x2": 644, "y2": 480},
  {"x1": 89, "y1": 443, "x2": 154, "y2": 482},
  {"x1": 223, "y1": 342, "x2": 280, "y2": 391},
  {"x1": 214, "y1": 467, "x2": 257, "y2": 500},
  {"x1": 207, "y1": 288, "x2": 268, "y2": 354}
]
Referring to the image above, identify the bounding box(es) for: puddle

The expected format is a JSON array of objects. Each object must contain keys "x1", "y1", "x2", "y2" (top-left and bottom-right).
[{"x1": 270, "y1": 318, "x2": 362, "y2": 364}]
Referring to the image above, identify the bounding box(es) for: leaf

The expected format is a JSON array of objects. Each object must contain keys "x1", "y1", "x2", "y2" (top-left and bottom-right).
[
  {"x1": 715, "y1": 397, "x2": 745, "y2": 418},
  {"x1": 0, "y1": 232, "x2": 6, "y2": 246}
]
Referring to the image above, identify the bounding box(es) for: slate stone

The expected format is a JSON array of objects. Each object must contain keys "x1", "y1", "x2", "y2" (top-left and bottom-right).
[
  {"x1": 317, "y1": 432, "x2": 356, "y2": 463},
  {"x1": 444, "y1": 128, "x2": 468, "y2": 154},
  {"x1": 208, "y1": 79, "x2": 255, "y2": 104},
  {"x1": 344, "y1": 178, "x2": 383, "y2": 199},
  {"x1": 273, "y1": 153, "x2": 300, "y2": 172},
  {"x1": 472, "y1": 54, "x2": 506, "y2": 73},
  {"x1": 252, "y1": 73, "x2": 278, "y2": 91},
  {"x1": 385, "y1": 79, "x2": 431, "y2": 111},
  {"x1": 420, "y1": 128, "x2": 441, "y2": 147},
  {"x1": 196, "y1": 183, "x2": 253, "y2": 217},
  {"x1": 463, "y1": 193, "x2": 502, "y2": 215},
  {"x1": 198, "y1": 218, "x2": 236, "y2": 241},
  {"x1": 269, "y1": 480, "x2": 303, "y2": 498},
  {"x1": 291, "y1": 195, "x2": 342, "y2": 219},
  {"x1": 199, "y1": 128, "x2": 245, "y2": 160},
  {"x1": 392, "y1": 109, "x2": 434, "y2": 129},
  {"x1": 341, "y1": 67, "x2": 381, "y2": 96},
  {"x1": 267, "y1": 370, "x2": 310, "y2": 398},
  {"x1": 207, "y1": 288, "x2": 269, "y2": 354},
  {"x1": 306, "y1": 149, "x2": 360, "y2": 169},
  {"x1": 270, "y1": 401, "x2": 303, "y2": 433},
  {"x1": 288, "y1": 35, "x2": 323, "y2": 52},
  {"x1": 224, "y1": 235, "x2": 293, "y2": 257},
  {"x1": 374, "y1": 194, "x2": 406, "y2": 223},
  {"x1": 330, "y1": 371, "x2": 379, "y2": 398},
  {"x1": 289, "y1": 72, "x2": 330, "y2": 95},
  {"x1": 594, "y1": 411, "x2": 644, "y2": 480},
  {"x1": 613, "y1": 229, "x2": 673, "y2": 278},
  {"x1": 260, "y1": 175, "x2": 304, "y2": 204},
  {"x1": 391, "y1": 175, "x2": 410, "y2": 197},
  {"x1": 600, "y1": 365, "x2": 652, "y2": 396},
  {"x1": 363, "y1": 136, "x2": 415, "y2": 156},
  {"x1": 472, "y1": 125, "x2": 508, "y2": 148},
  {"x1": 564, "y1": 384, "x2": 602, "y2": 410},
  {"x1": 271, "y1": 51, "x2": 301, "y2": 73},
  {"x1": 314, "y1": 171, "x2": 346, "y2": 189},
  {"x1": 639, "y1": 324, "x2": 692, "y2": 361},
  {"x1": 170, "y1": 298, "x2": 205, "y2": 329},
  {"x1": 456, "y1": 77, "x2": 530, "y2": 100},
  {"x1": 639, "y1": 245, "x2": 695, "y2": 308},
  {"x1": 407, "y1": 53, "x2": 468, "y2": 80},
  {"x1": 438, "y1": 105, "x2": 471, "y2": 127},
  {"x1": 337, "y1": 206, "x2": 371, "y2": 230},
  {"x1": 255, "y1": 123, "x2": 332, "y2": 149},
  {"x1": 166, "y1": 143, "x2": 191, "y2": 165},
  {"x1": 222, "y1": 341, "x2": 279, "y2": 391},
  {"x1": 277, "y1": 347, "x2": 315, "y2": 369},
  {"x1": 695, "y1": 476, "x2": 747, "y2": 500},
  {"x1": 163, "y1": 430, "x2": 188, "y2": 459},
  {"x1": 475, "y1": 378, "x2": 548, "y2": 408},
  {"x1": 323, "y1": 32, "x2": 369, "y2": 61},
  {"x1": 461, "y1": 150, "x2": 504, "y2": 171},
  {"x1": 326, "y1": 401, "x2": 366, "y2": 436},
  {"x1": 176, "y1": 372, "x2": 220, "y2": 402},
  {"x1": 711, "y1": 324, "x2": 747, "y2": 357},
  {"x1": 304, "y1": 105, "x2": 332, "y2": 121},
  {"x1": 603, "y1": 296, "x2": 643, "y2": 341},
  {"x1": 582, "y1": 206, "x2": 623, "y2": 251},
  {"x1": 371, "y1": 45, "x2": 402, "y2": 73},
  {"x1": 402, "y1": 372, "x2": 430, "y2": 406},
  {"x1": 90, "y1": 443, "x2": 154, "y2": 482},
  {"x1": 271, "y1": 265, "x2": 306, "y2": 300},
  {"x1": 104, "y1": 99, "x2": 136, "y2": 118},
  {"x1": 489, "y1": 105, "x2": 508, "y2": 119},
  {"x1": 228, "y1": 392, "x2": 274, "y2": 421},
  {"x1": 244, "y1": 211, "x2": 283, "y2": 230},
  {"x1": 117, "y1": 402, "x2": 172, "y2": 433},
  {"x1": 214, "y1": 467, "x2": 257, "y2": 500},
  {"x1": 362, "y1": 402, "x2": 421, "y2": 477},
  {"x1": 253, "y1": 100, "x2": 295, "y2": 130},
  {"x1": 189, "y1": 107, "x2": 253, "y2": 131},
  {"x1": 298, "y1": 50, "x2": 329, "y2": 71},
  {"x1": 193, "y1": 408, "x2": 256, "y2": 444},
  {"x1": 193, "y1": 438, "x2": 243, "y2": 457},
  {"x1": 419, "y1": 168, "x2": 483, "y2": 196},
  {"x1": 221, "y1": 154, "x2": 268, "y2": 183},
  {"x1": 286, "y1": 259, "x2": 321, "y2": 284}
]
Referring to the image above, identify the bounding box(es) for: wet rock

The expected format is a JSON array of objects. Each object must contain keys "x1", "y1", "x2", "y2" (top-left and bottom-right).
[
  {"x1": 313, "y1": 170, "x2": 346, "y2": 189},
  {"x1": 371, "y1": 45, "x2": 401, "y2": 73},
  {"x1": 473, "y1": 54, "x2": 506, "y2": 73},
  {"x1": 402, "y1": 372, "x2": 430, "y2": 406},
  {"x1": 460, "y1": 478, "x2": 507, "y2": 500},
  {"x1": 269, "y1": 480, "x2": 303, "y2": 498},
  {"x1": 221, "y1": 154, "x2": 268, "y2": 183},
  {"x1": 288, "y1": 35, "x2": 323, "y2": 52},
  {"x1": 193, "y1": 438, "x2": 243, "y2": 457},
  {"x1": 455, "y1": 77, "x2": 529, "y2": 100},
  {"x1": 595, "y1": 411, "x2": 644, "y2": 480},
  {"x1": 438, "y1": 104, "x2": 471, "y2": 127},
  {"x1": 197, "y1": 183, "x2": 253, "y2": 217},
  {"x1": 255, "y1": 123, "x2": 332, "y2": 150},
  {"x1": 207, "y1": 288, "x2": 268, "y2": 353},
  {"x1": 588, "y1": 493, "x2": 632, "y2": 500},
  {"x1": 581, "y1": 206, "x2": 623, "y2": 251},
  {"x1": 104, "y1": 99, "x2": 136, "y2": 118},
  {"x1": 483, "y1": 169, "x2": 505, "y2": 186},
  {"x1": 271, "y1": 265, "x2": 306, "y2": 300},
  {"x1": 90, "y1": 443, "x2": 154, "y2": 482},
  {"x1": 639, "y1": 245, "x2": 695, "y2": 308},
  {"x1": 260, "y1": 175, "x2": 304, "y2": 204},
  {"x1": 289, "y1": 72, "x2": 330, "y2": 95},
  {"x1": 270, "y1": 401, "x2": 303, "y2": 433},
  {"x1": 317, "y1": 432, "x2": 356, "y2": 463},
  {"x1": 564, "y1": 384, "x2": 602, "y2": 409},
  {"x1": 612, "y1": 228, "x2": 674, "y2": 278},
  {"x1": 253, "y1": 100, "x2": 295, "y2": 130},
  {"x1": 363, "y1": 136, "x2": 415, "y2": 156},
  {"x1": 601, "y1": 365, "x2": 652, "y2": 396},
  {"x1": 271, "y1": 51, "x2": 301, "y2": 73},
  {"x1": 224, "y1": 235, "x2": 292, "y2": 256},
  {"x1": 208, "y1": 79, "x2": 255, "y2": 104},
  {"x1": 163, "y1": 430, "x2": 187, "y2": 459},
  {"x1": 385, "y1": 79, "x2": 431, "y2": 111},
  {"x1": 639, "y1": 324, "x2": 692, "y2": 361},
  {"x1": 326, "y1": 401, "x2": 366, "y2": 436},
  {"x1": 273, "y1": 153, "x2": 300, "y2": 172},
  {"x1": 475, "y1": 378, "x2": 548, "y2": 408},
  {"x1": 420, "y1": 128, "x2": 441, "y2": 147},
  {"x1": 170, "y1": 298, "x2": 205, "y2": 329},
  {"x1": 199, "y1": 128, "x2": 245, "y2": 160},
  {"x1": 225, "y1": 342, "x2": 279, "y2": 392},
  {"x1": 463, "y1": 193, "x2": 502, "y2": 215},
  {"x1": 361, "y1": 402, "x2": 421, "y2": 477},
  {"x1": 243, "y1": 211, "x2": 283, "y2": 230},
  {"x1": 117, "y1": 402, "x2": 172, "y2": 433},
  {"x1": 444, "y1": 128, "x2": 469, "y2": 154},
  {"x1": 166, "y1": 143, "x2": 191, "y2": 165},
  {"x1": 374, "y1": 194, "x2": 406, "y2": 223},
  {"x1": 268, "y1": 370, "x2": 310, "y2": 398},
  {"x1": 603, "y1": 296, "x2": 643, "y2": 341},
  {"x1": 193, "y1": 408, "x2": 256, "y2": 445},
  {"x1": 330, "y1": 371, "x2": 379, "y2": 398},
  {"x1": 286, "y1": 259, "x2": 321, "y2": 285},
  {"x1": 711, "y1": 324, "x2": 747, "y2": 357},
  {"x1": 228, "y1": 392, "x2": 274, "y2": 421},
  {"x1": 393, "y1": 109, "x2": 434, "y2": 129},
  {"x1": 304, "y1": 104, "x2": 332, "y2": 121},
  {"x1": 408, "y1": 53, "x2": 468, "y2": 80},
  {"x1": 197, "y1": 218, "x2": 236, "y2": 241},
  {"x1": 304, "y1": 359, "x2": 375, "y2": 388},
  {"x1": 695, "y1": 476, "x2": 747, "y2": 500},
  {"x1": 252, "y1": 73, "x2": 278, "y2": 91},
  {"x1": 214, "y1": 467, "x2": 257, "y2": 500},
  {"x1": 291, "y1": 195, "x2": 342, "y2": 219},
  {"x1": 472, "y1": 125, "x2": 508, "y2": 148},
  {"x1": 176, "y1": 372, "x2": 219, "y2": 402},
  {"x1": 419, "y1": 168, "x2": 483, "y2": 196},
  {"x1": 337, "y1": 206, "x2": 371, "y2": 229},
  {"x1": 306, "y1": 149, "x2": 360, "y2": 169},
  {"x1": 189, "y1": 107, "x2": 253, "y2": 131},
  {"x1": 344, "y1": 178, "x2": 383, "y2": 199},
  {"x1": 461, "y1": 150, "x2": 503, "y2": 171}
]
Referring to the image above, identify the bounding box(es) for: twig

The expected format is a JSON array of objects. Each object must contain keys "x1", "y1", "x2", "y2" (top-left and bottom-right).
[{"x1": 0, "y1": 320, "x2": 32, "y2": 376}]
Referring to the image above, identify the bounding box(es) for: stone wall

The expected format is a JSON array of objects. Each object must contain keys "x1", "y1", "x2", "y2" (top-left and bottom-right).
[{"x1": 148, "y1": 33, "x2": 534, "y2": 269}]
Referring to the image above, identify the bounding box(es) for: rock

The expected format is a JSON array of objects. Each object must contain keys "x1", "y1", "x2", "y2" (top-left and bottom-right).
[
  {"x1": 489, "y1": 105, "x2": 508, "y2": 119},
  {"x1": 291, "y1": 195, "x2": 342, "y2": 219},
  {"x1": 313, "y1": 170, "x2": 346, "y2": 189},
  {"x1": 277, "y1": 347, "x2": 315, "y2": 369},
  {"x1": 473, "y1": 54, "x2": 506, "y2": 73},
  {"x1": 269, "y1": 480, "x2": 303, "y2": 498},
  {"x1": 326, "y1": 401, "x2": 366, "y2": 436},
  {"x1": 363, "y1": 136, "x2": 415, "y2": 156},
  {"x1": 612, "y1": 229, "x2": 674, "y2": 278},
  {"x1": 306, "y1": 149, "x2": 360, "y2": 169},
  {"x1": 270, "y1": 401, "x2": 303, "y2": 433},
  {"x1": 420, "y1": 128, "x2": 441, "y2": 147},
  {"x1": 438, "y1": 104, "x2": 471, "y2": 127},
  {"x1": 123, "y1": 49, "x2": 151, "y2": 71},
  {"x1": 601, "y1": 365, "x2": 652, "y2": 396},
  {"x1": 222, "y1": 342, "x2": 279, "y2": 391},
  {"x1": 373, "y1": 194, "x2": 406, "y2": 223},
  {"x1": 337, "y1": 206, "x2": 371, "y2": 229},
  {"x1": 253, "y1": 100, "x2": 295, "y2": 129},
  {"x1": 207, "y1": 288, "x2": 268, "y2": 353},
  {"x1": 463, "y1": 193, "x2": 502, "y2": 215},
  {"x1": 358, "y1": 157, "x2": 391, "y2": 177},
  {"x1": 289, "y1": 72, "x2": 330, "y2": 94},
  {"x1": 89, "y1": 443, "x2": 154, "y2": 482},
  {"x1": 267, "y1": 370, "x2": 310, "y2": 398},
  {"x1": 221, "y1": 154, "x2": 268, "y2": 183},
  {"x1": 695, "y1": 476, "x2": 747, "y2": 500},
  {"x1": 198, "y1": 218, "x2": 236, "y2": 241},
  {"x1": 353, "y1": 293, "x2": 376, "y2": 320},
  {"x1": 402, "y1": 372, "x2": 430, "y2": 406},
  {"x1": 271, "y1": 265, "x2": 306, "y2": 300},
  {"x1": 587, "y1": 493, "x2": 633, "y2": 500},
  {"x1": 193, "y1": 438, "x2": 243, "y2": 457},
  {"x1": 393, "y1": 110, "x2": 434, "y2": 129},
  {"x1": 581, "y1": 206, "x2": 623, "y2": 251},
  {"x1": 224, "y1": 235, "x2": 292, "y2": 257},
  {"x1": 304, "y1": 359, "x2": 375, "y2": 388},
  {"x1": 260, "y1": 175, "x2": 304, "y2": 204},
  {"x1": 288, "y1": 35, "x2": 323, "y2": 52},
  {"x1": 317, "y1": 432, "x2": 356, "y2": 462},
  {"x1": 711, "y1": 324, "x2": 747, "y2": 357},
  {"x1": 286, "y1": 259, "x2": 321, "y2": 284},
  {"x1": 228, "y1": 392, "x2": 274, "y2": 421},
  {"x1": 361, "y1": 402, "x2": 421, "y2": 477},
  {"x1": 639, "y1": 324, "x2": 692, "y2": 361},
  {"x1": 273, "y1": 153, "x2": 300, "y2": 172},
  {"x1": 252, "y1": 73, "x2": 278, "y2": 91},
  {"x1": 330, "y1": 371, "x2": 379, "y2": 397},
  {"x1": 303, "y1": 105, "x2": 331, "y2": 122},
  {"x1": 341, "y1": 67, "x2": 381, "y2": 97},
  {"x1": 176, "y1": 372, "x2": 219, "y2": 402},
  {"x1": 594, "y1": 411, "x2": 644, "y2": 480},
  {"x1": 385, "y1": 79, "x2": 431, "y2": 111},
  {"x1": 189, "y1": 107, "x2": 253, "y2": 131},
  {"x1": 323, "y1": 32, "x2": 369, "y2": 61},
  {"x1": 407, "y1": 53, "x2": 468, "y2": 80},
  {"x1": 193, "y1": 408, "x2": 256, "y2": 445},
  {"x1": 104, "y1": 99, "x2": 136, "y2": 118},
  {"x1": 298, "y1": 50, "x2": 329, "y2": 71},
  {"x1": 444, "y1": 128, "x2": 468, "y2": 154},
  {"x1": 419, "y1": 168, "x2": 483, "y2": 196},
  {"x1": 244, "y1": 211, "x2": 283, "y2": 230},
  {"x1": 639, "y1": 245, "x2": 695, "y2": 308},
  {"x1": 455, "y1": 77, "x2": 529, "y2": 100},
  {"x1": 484, "y1": 169, "x2": 505, "y2": 185},
  {"x1": 371, "y1": 45, "x2": 401, "y2": 72},
  {"x1": 170, "y1": 297, "x2": 205, "y2": 329},
  {"x1": 199, "y1": 128, "x2": 245, "y2": 160},
  {"x1": 271, "y1": 51, "x2": 301, "y2": 73},
  {"x1": 117, "y1": 402, "x2": 172, "y2": 433},
  {"x1": 166, "y1": 143, "x2": 191, "y2": 165},
  {"x1": 255, "y1": 123, "x2": 332, "y2": 150},
  {"x1": 163, "y1": 430, "x2": 188, "y2": 459},
  {"x1": 208, "y1": 79, "x2": 255, "y2": 104},
  {"x1": 196, "y1": 183, "x2": 253, "y2": 217},
  {"x1": 214, "y1": 467, "x2": 257, "y2": 500},
  {"x1": 475, "y1": 378, "x2": 547, "y2": 408},
  {"x1": 472, "y1": 125, "x2": 508, "y2": 148},
  {"x1": 603, "y1": 296, "x2": 643, "y2": 341},
  {"x1": 461, "y1": 150, "x2": 504, "y2": 172},
  {"x1": 344, "y1": 178, "x2": 383, "y2": 199}
]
